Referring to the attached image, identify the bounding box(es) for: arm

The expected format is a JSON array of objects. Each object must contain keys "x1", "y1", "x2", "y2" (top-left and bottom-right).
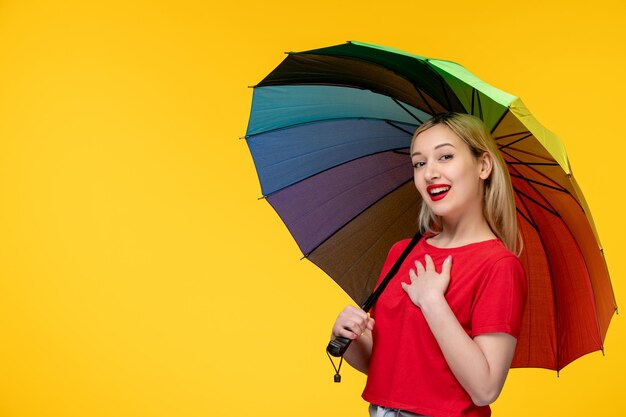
[
  {"x1": 330, "y1": 305, "x2": 374, "y2": 374},
  {"x1": 401, "y1": 255, "x2": 517, "y2": 406},
  {"x1": 419, "y1": 293, "x2": 517, "y2": 405}
]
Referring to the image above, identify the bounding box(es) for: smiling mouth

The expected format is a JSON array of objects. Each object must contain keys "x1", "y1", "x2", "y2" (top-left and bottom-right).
[{"x1": 426, "y1": 185, "x2": 451, "y2": 201}]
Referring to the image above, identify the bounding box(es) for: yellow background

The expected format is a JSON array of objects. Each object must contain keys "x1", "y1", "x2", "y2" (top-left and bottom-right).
[{"x1": 1, "y1": 0, "x2": 625, "y2": 415}]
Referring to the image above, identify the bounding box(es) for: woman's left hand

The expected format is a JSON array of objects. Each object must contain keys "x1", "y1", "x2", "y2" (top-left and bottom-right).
[{"x1": 401, "y1": 254, "x2": 452, "y2": 308}]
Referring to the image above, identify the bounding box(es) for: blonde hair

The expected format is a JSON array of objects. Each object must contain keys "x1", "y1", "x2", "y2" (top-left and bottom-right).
[{"x1": 411, "y1": 113, "x2": 521, "y2": 254}]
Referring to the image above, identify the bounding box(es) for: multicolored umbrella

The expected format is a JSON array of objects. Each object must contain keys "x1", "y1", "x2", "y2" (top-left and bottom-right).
[{"x1": 244, "y1": 41, "x2": 617, "y2": 371}]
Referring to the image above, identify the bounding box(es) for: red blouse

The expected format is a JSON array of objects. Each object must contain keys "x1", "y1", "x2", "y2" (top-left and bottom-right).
[{"x1": 362, "y1": 237, "x2": 527, "y2": 417}]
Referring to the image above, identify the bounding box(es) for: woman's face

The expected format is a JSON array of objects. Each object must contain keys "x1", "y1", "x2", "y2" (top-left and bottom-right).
[{"x1": 410, "y1": 124, "x2": 491, "y2": 221}]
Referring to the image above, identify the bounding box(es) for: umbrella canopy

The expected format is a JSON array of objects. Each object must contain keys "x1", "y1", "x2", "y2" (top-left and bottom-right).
[{"x1": 244, "y1": 41, "x2": 617, "y2": 371}]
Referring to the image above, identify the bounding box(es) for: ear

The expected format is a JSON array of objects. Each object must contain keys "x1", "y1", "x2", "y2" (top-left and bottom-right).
[{"x1": 478, "y1": 151, "x2": 493, "y2": 180}]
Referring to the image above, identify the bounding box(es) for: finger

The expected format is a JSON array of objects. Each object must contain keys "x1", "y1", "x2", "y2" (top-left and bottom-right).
[
  {"x1": 409, "y1": 268, "x2": 418, "y2": 282},
  {"x1": 366, "y1": 317, "x2": 375, "y2": 331},
  {"x1": 333, "y1": 322, "x2": 357, "y2": 339},
  {"x1": 356, "y1": 316, "x2": 370, "y2": 332},
  {"x1": 415, "y1": 260, "x2": 425, "y2": 275},
  {"x1": 344, "y1": 305, "x2": 365, "y2": 316},
  {"x1": 424, "y1": 254, "x2": 435, "y2": 271},
  {"x1": 342, "y1": 321, "x2": 364, "y2": 338},
  {"x1": 336, "y1": 327, "x2": 359, "y2": 339},
  {"x1": 351, "y1": 316, "x2": 368, "y2": 333},
  {"x1": 344, "y1": 305, "x2": 368, "y2": 321},
  {"x1": 441, "y1": 255, "x2": 453, "y2": 276},
  {"x1": 336, "y1": 311, "x2": 366, "y2": 333},
  {"x1": 401, "y1": 281, "x2": 408, "y2": 293}
]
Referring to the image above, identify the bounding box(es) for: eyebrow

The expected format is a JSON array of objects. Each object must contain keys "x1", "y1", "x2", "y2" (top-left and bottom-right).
[{"x1": 411, "y1": 142, "x2": 456, "y2": 157}]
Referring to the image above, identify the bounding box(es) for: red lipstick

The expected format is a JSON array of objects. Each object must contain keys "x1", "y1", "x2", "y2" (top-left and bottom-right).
[{"x1": 426, "y1": 184, "x2": 451, "y2": 201}]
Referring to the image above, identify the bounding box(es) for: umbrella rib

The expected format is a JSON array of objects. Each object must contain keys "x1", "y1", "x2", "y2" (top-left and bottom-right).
[
  {"x1": 508, "y1": 151, "x2": 611, "y2": 368},
  {"x1": 338, "y1": 47, "x2": 464, "y2": 113},
  {"x1": 498, "y1": 133, "x2": 534, "y2": 150},
  {"x1": 509, "y1": 158, "x2": 582, "y2": 218},
  {"x1": 385, "y1": 120, "x2": 417, "y2": 136},
  {"x1": 347, "y1": 192, "x2": 420, "y2": 300},
  {"x1": 287, "y1": 52, "x2": 452, "y2": 115},
  {"x1": 302, "y1": 179, "x2": 414, "y2": 257},
  {"x1": 513, "y1": 188, "x2": 560, "y2": 216},
  {"x1": 414, "y1": 84, "x2": 437, "y2": 114},
  {"x1": 516, "y1": 207, "x2": 538, "y2": 231},
  {"x1": 253, "y1": 128, "x2": 411, "y2": 172},
  {"x1": 287, "y1": 161, "x2": 415, "y2": 226},
  {"x1": 279, "y1": 52, "x2": 457, "y2": 115},
  {"x1": 507, "y1": 154, "x2": 565, "y2": 215},
  {"x1": 500, "y1": 146, "x2": 559, "y2": 163},
  {"x1": 501, "y1": 147, "x2": 575, "y2": 187},
  {"x1": 246, "y1": 117, "x2": 419, "y2": 140},
  {"x1": 508, "y1": 162, "x2": 560, "y2": 166},
  {"x1": 476, "y1": 89, "x2": 484, "y2": 120},
  {"x1": 515, "y1": 189, "x2": 561, "y2": 372},
  {"x1": 507, "y1": 160, "x2": 608, "y2": 365},
  {"x1": 490, "y1": 109, "x2": 513, "y2": 136},
  {"x1": 502, "y1": 148, "x2": 585, "y2": 213},
  {"x1": 438, "y1": 75, "x2": 454, "y2": 110},
  {"x1": 509, "y1": 173, "x2": 568, "y2": 193},
  {"x1": 392, "y1": 98, "x2": 424, "y2": 124},
  {"x1": 514, "y1": 183, "x2": 541, "y2": 366},
  {"x1": 513, "y1": 172, "x2": 608, "y2": 370},
  {"x1": 533, "y1": 194, "x2": 606, "y2": 370},
  {"x1": 261, "y1": 145, "x2": 412, "y2": 198},
  {"x1": 494, "y1": 131, "x2": 531, "y2": 141}
]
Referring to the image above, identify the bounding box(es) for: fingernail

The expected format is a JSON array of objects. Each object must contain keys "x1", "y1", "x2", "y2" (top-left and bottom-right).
[{"x1": 446, "y1": 255, "x2": 452, "y2": 262}]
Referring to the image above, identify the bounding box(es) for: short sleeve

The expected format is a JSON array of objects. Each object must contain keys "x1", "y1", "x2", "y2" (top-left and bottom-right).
[{"x1": 471, "y1": 256, "x2": 527, "y2": 339}]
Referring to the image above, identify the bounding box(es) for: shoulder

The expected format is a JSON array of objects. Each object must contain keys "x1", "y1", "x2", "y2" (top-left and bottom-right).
[
  {"x1": 468, "y1": 240, "x2": 526, "y2": 284},
  {"x1": 389, "y1": 238, "x2": 413, "y2": 253},
  {"x1": 382, "y1": 237, "x2": 422, "y2": 267},
  {"x1": 382, "y1": 238, "x2": 413, "y2": 264},
  {"x1": 479, "y1": 240, "x2": 521, "y2": 266},
  {"x1": 478, "y1": 243, "x2": 527, "y2": 295},
  {"x1": 387, "y1": 234, "x2": 428, "y2": 258}
]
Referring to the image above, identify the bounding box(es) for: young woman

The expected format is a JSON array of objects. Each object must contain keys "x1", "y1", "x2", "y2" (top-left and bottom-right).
[{"x1": 331, "y1": 113, "x2": 527, "y2": 417}]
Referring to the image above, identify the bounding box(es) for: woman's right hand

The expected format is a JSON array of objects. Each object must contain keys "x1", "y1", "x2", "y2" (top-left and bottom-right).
[{"x1": 331, "y1": 305, "x2": 375, "y2": 340}]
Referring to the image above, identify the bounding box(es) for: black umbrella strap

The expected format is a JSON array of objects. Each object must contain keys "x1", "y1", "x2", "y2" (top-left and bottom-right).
[
  {"x1": 326, "y1": 350, "x2": 344, "y2": 383},
  {"x1": 327, "y1": 231, "x2": 423, "y2": 383},
  {"x1": 361, "y1": 231, "x2": 423, "y2": 312}
]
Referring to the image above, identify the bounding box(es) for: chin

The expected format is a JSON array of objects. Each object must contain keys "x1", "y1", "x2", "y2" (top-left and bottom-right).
[
  {"x1": 425, "y1": 202, "x2": 449, "y2": 215},
  {"x1": 428, "y1": 205, "x2": 459, "y2": 220}
]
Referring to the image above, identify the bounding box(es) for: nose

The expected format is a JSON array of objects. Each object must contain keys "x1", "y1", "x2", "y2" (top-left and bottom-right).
[{"x1": 424, "y1": 163, "x2": 440, "y2": 183}]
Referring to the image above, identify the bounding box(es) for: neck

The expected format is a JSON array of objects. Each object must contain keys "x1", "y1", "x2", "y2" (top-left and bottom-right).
[{"x1": 432, "y1": 205, "x2": 496, "y2": 248}]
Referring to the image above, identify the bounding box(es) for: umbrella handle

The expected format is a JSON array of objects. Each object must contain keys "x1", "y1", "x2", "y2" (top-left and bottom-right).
[
  {"x1": 325, "y1": 232, "x2": 422, "y2": 379},
  {"x1": 327, "y1": 336, "x2": 351, "y2": 357}
]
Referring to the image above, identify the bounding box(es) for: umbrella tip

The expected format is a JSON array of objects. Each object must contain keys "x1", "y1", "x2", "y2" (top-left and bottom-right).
[{"x1": 257, "y1": 195, "x2": 266, "y2": 201}]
